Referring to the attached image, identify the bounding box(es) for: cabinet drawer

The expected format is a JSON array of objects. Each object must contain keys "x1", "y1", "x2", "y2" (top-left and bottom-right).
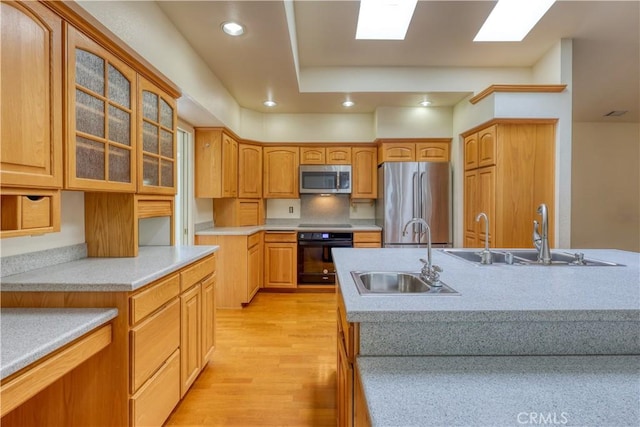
[
  {"x1": 353, "y1": 231, "x2": 381, "y2": 243},
  {"x1": 130, "y1": 349, "x2": 180, "y2": 427},
  {"x1": 264, "y1": 231, "x2": 297, "y2": 243},
  {"x1": 248, "y1": 232, "x2": 261, "y2": 248},
  {"x1": 130, "y1": 273, "x2": 180, "y2": 325},
  {"x1": 21, "y1": 196, "x2": 51, "y2": 229},
  {"x1": 130, "y1": 299, "x2": 180, "y2": 393},
  {"x1": 180, "y1": 254, "x2": 216, "y2": 292}
]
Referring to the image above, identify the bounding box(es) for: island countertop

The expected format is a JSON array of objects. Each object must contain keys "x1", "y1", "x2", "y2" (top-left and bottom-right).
[
  {"x1": 357, "y1": 354, "x2": 640, "y2": 427},
  {"x1": 0, "y1": 245, "x2": 218, "y2": 292},
  {"x1": 333, "y1": 248, "x2": 640, "y2": 323}
]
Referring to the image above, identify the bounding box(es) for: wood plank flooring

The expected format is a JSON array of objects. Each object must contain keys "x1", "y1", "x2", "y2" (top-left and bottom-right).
[{"x1": 166, "y1": 292, "x2": 337, "y2": 426}]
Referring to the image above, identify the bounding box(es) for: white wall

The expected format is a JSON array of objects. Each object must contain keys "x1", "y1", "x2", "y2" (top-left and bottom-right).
[
  {"x1": 571, "y1": 122, "x2": 640, "y2": 251},
  {"x1": 375, "y1": 107, "x2": 453, "y2": 138},
  {"x1": 0, "y1": 191, "x2": 85, "y2": 257}
]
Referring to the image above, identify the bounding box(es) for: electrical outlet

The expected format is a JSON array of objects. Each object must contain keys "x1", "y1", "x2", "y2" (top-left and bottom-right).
[{"x1": 288, "y1": 206, "x2": 294, "y2": 214}]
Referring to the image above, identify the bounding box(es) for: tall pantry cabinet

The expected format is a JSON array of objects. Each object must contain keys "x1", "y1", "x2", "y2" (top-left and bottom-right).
[{"x1": 463, "y1": 121, "x2": 556, "y2": 248}]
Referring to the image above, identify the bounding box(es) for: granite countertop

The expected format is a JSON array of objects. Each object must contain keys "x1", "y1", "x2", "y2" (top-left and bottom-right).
[
  {"x1": 1, "y1": 308, "x2": 118, "y2": 380},
  {"x1": 0, "y1": 245, "x2": 218, "y2": 292},
  {"x1": 357, "y1": 355, "x2": 640, "y2": 427},
  {"x1": 334, "y1": 248, "x2": 640, "y2": 323},
  {"x1": 196, "y1": 222, "x2": 381, "y2": 236}
]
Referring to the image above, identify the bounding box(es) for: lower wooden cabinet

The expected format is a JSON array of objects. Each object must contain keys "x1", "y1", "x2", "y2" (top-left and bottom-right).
[
  {"x1": 353, "y1": 231, "x2": 381, "y2": 248},
  {"x1": 201, "y1": 275, "x2": 216, "y2": 365},
  {"x1": 337, "y1": 285, "x2": 360, "y2": 427},
  {"x1": 354, "y1": 364, "x2": 372, "y2": 427},
  {"x1": 195, "y1": 233, "x2": 262, "y2": 308},
  {"x1": 180, "y1": 283, "x2": 202, "y2": 398},
  {"x1": 264, "y1": 232, "x2": 297, "y2": 288},
  {"x1": 0, "y1": 253, "x2": 216, "y2": 427}
]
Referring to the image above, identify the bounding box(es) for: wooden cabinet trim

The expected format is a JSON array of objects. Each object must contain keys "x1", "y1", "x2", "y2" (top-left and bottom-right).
[{"x1": 469, "y1": 84, "x2": 567, "y2": 105}]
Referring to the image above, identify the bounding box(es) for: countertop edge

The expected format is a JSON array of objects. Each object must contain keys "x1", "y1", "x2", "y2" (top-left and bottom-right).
[
  {"x1": 0, "y1": 246, "x2": 219, "y2": 292},
  {"x1": 1, "y1": 308, "x2": 119, "y2": 380}
]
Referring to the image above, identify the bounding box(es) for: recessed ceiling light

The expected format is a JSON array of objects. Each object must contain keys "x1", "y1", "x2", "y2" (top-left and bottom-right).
[
  {"x1": 342, "y1": 100, "x2": 355, "y2": 108},
  {"x1": 263, "y1": 100, "x2": 277, "y2": 107},
  {"x1": 474, "y1": 0, "x2": 555, "y2": 42},
  {"x1": 221, "y1": 21, "x2": 245, "y2": 37},
  {"x1": 419, "y1": 100, "x2": 431, "y2": 107},
  {"x1": 356, "y1": 0, "x2": 418, "y2": 40}
]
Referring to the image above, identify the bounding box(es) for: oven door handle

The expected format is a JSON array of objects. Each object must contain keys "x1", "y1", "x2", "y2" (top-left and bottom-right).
[{"x1": 297, "y1": 241, "x2": 353, "y2": 247}]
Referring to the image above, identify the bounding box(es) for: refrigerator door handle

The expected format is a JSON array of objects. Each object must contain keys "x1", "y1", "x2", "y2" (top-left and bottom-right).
[
  {"x1": 412, "y1": 172, "x2": 419, "y2": 236},
  {"x1": 419, "y1": 171, "x2": 426, "y2": 239}
]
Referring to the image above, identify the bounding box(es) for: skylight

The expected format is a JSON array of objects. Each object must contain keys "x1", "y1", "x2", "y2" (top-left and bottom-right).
[
  {"x1": 474, "y1": 0, "x2": 556, "y2": 42},
  {"x1": 356, "y1": 0, "x2": 418, "y2": 40}
]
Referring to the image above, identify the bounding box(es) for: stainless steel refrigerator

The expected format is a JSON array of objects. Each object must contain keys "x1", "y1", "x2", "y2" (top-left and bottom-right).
[{"x1": 375, "y1": 162, "x2": 451, "y2": 247}]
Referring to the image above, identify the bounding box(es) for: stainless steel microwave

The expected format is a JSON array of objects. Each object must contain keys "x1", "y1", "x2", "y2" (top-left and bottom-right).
[{"x1": 299, "y1": 165, "x2": 351, "y2": 194}]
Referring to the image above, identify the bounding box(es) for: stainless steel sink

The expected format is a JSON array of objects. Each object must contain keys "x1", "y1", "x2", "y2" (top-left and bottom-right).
[
  {"x1": 443, "y1": 249, "x2": 622, "y2": 267},
  {"x1": 442, "y1": 249, "x2": 528, "y2": 265},
  {"x1": 351, "y1": 271, "x2": 460, "y2": 295}
]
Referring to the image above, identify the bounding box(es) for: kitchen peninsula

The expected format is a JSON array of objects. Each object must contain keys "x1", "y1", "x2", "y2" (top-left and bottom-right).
[
  {"x1": 333, "y1": 248, "x2": 640, "y2": 426},
  {"x1": 0, "y1": 246, "x2": 218, "y2": 427}
]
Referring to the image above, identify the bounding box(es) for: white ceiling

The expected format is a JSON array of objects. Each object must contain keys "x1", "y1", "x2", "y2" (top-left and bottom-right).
[{"x1": 157, "y1": 0, "x2": 639, "y2": 122}]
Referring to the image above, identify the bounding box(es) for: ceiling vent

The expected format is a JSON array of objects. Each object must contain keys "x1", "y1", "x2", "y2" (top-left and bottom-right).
[{"x1": 604, "y1": 110, "x2": 628, "y2": 117}]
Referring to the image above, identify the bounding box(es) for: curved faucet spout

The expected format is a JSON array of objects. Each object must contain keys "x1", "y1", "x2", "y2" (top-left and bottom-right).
[
  {"x1": 534, "y1": 203, "x2": 552, "y2": 264},
  {"x1": 402, "y1": 218, "x2": 443, "y2": 286},
  {"x1": 402, "y1": 218, "x2": 431, "y2": 269},
  {"x1": 475, "y1": 212, "x2": 492, "y2": 264}
]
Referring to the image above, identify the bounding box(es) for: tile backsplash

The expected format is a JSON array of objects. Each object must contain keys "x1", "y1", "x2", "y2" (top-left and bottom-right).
[{"x1": 266, "y1": 195, "x2": 375, "y2": 222}]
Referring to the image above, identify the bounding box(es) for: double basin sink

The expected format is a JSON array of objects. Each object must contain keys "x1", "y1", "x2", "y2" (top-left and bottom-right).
[
  {"x1": 351, "y1": 271, "x2": 460, "y2": 296},
  {"x1": 443, "y1": 249, "x2": 622, "y2": 267}
]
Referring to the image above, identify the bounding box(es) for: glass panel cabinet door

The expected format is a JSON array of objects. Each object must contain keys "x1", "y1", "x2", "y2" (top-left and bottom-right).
[
  {"x1": 138, "y1": 76, "x2": 177, "y2": 195},
  {"x1": 66, "y1": 26, "x2": 136, "y2": 192}
]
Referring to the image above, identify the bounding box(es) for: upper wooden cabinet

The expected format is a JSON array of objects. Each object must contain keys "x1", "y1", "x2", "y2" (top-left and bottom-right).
[
  {"x1": 194, "y1": 129, "x2": 238, "y2": 198},
  {"x1": 463, "y1": 121, "x2": 555, "y2": 249},
  {"x1": 263, "y1": 146, "x2": 299, "y2": 199},
  {"x1": 0, "y1": 1, "x2": 63, "y2": 189},
  {"x1": 416, "y1": 142, "x2": 450, "y2": 162},
  {"x1": 351, "y1": 147, "x2": 377, "y2": 199},
  {"x1": 300, "y1": 147, "x2": 325, "y2": 165},
  {"x1": 138, "y1": 77, "x2": 177, "y2": 195},
  {"x1": 300, "y1": 146, "x2": 351, "y2": 165},
  {"x1": 66, "y1": 25, "x2": 137, "y2": 192},
  {"x1": 378, "y1": 142, "x2": 415, "y2": 162},
  {"x1": 326, "y1": 147, "x2": 351, "y2": 164},
  {"x1": 238, "y1": 143, "x2": 262, "y2": 198},
  {"x1": 378, "y1": 140, "x2": 451, "y2": 163}
]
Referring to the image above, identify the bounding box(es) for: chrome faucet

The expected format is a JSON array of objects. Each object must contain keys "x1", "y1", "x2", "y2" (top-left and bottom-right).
[
  {"x1": 475, "y1": 212, "x2": 492, "y2": 264},
  {"x1": 402, "y1": 218, "x2": 443, "y2": 286},
  {"x1": 533, "y1": 203, "x2": 552, "y2": 264}
]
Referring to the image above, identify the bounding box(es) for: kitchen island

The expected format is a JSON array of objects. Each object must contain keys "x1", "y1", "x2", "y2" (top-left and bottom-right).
[{"x1": 333, "y1": 248, "x2": 640, "y2": 426}]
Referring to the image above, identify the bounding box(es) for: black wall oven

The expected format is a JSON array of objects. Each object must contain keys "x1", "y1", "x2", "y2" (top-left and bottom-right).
[{"x1": 297, "y1": 232, "x2": 353, "y2": 285}]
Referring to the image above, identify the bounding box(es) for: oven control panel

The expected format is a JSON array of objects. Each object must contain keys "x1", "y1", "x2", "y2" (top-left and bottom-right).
[{"x1": 298, "y1": 232, "x2": 353, "y2": 241}]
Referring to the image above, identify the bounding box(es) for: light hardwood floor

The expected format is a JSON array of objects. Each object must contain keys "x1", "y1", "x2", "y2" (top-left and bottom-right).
[{"x1": 166, "y1": 292, "x2": 338, "y2": 426}]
